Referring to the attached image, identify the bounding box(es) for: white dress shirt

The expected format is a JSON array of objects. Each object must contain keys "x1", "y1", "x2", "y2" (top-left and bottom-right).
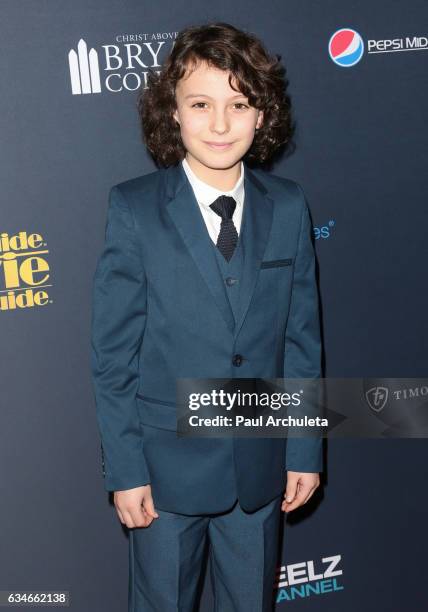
[{"x1": 181, "y1": 157, "x2": 245, "y2": 245}]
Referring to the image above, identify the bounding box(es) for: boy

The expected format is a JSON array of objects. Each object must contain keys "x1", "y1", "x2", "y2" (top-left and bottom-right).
[{"x1": 91, "y1": 22, "x2": 322, "y2": 612}]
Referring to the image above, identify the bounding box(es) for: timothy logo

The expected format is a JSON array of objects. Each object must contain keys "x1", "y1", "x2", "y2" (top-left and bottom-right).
[
  {"x1": 0, "y1": 232, "x2": 52, "y2": 311},
  {"x1": 329, "y1": 28, "x2": 364, "y2": 67},
  {"x1": 68, "y1": 39, "x2": 102, "y2": 95},
  {"x1": 365, "y1": 386, "x2": 389, "y2": 413}
]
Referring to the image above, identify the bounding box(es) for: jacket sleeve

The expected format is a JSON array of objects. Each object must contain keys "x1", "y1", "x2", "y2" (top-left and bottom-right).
[
  {"x1": 91, "y1": 185, "x2": 150, "y2": 491},
  {"x1": 284, "y1": 183, "x2": 323, "y2": 473}
]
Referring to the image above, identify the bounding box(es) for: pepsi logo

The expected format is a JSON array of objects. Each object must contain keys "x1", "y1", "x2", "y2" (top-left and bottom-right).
[{"x1": 329, "y1": 28, "x2": 364, "y2": 67}]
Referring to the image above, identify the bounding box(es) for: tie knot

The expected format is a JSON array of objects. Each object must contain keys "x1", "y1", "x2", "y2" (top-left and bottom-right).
[{"x1": 209, "y1": 195, "x2": 236, "y2": 220}]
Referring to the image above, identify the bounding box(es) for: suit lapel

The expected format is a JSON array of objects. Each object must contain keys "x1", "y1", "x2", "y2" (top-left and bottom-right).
[
  {"x1": 164, "y1": 161, "x2": 273, "y2": 338},
  {"x1": 165, "y1": 162, "x2": 235, "y2": 333}
]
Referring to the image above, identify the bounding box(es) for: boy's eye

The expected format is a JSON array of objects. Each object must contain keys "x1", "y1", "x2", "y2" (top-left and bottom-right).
[{"x1": 191, "y1": 102, "x2": 249, "y2": 109}]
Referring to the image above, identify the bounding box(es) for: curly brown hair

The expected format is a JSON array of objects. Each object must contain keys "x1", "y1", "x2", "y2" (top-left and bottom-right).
[{"x1": 137, "y1": 22, "x2": 294, "y2": 168}]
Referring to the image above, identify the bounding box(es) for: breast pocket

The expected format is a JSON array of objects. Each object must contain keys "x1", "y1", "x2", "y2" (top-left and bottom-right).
[{"x1": 260, "y1": 258, "x2": 293, "y2": 269}]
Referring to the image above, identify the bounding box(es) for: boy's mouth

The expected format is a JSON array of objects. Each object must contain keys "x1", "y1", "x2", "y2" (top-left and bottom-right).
[{"x1": 204, "y1": 141, "x2": 234, "y2": 150}]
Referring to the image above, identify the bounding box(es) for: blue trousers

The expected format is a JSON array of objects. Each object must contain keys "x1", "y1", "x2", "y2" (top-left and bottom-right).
[{"x1": 128, "y1": 495, "x2": 282, "y2": 611}]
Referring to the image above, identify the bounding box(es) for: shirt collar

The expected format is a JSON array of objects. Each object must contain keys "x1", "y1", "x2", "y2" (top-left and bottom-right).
[{"x1": 181, "y1": 157, "x2": 245, "y2": 209}]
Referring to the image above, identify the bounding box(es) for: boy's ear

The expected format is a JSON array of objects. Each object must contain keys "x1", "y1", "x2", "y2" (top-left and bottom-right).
[{"x1": 256, "y1": 110, "x2": 264, "y2": 130}]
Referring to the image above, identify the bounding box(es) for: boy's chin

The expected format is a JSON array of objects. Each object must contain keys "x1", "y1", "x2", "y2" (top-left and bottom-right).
[{"x1": 192, "y1": 151, "x2": 243, "y2": 170}]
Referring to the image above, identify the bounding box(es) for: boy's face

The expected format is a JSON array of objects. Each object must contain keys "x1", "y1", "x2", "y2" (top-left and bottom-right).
[{"x1": 173, "y1": 61, "x2": 263, "y2": 174}]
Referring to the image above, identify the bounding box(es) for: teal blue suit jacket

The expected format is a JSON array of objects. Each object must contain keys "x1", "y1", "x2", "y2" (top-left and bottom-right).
[{"x1": 91, "y1": 161, "x2": 323, "y2": 514}]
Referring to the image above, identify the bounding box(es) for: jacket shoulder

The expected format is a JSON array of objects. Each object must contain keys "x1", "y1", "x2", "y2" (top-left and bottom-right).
[
  {"x1": 107, "y1": 168, "x2": 166, "y2": 220},
  {"x1": 112, "y1": 167, "x2": 164, "y2": 199},
  {"x1": 250, "y1": 167, "x2": 305, "y2": 198},
  {"x1": 250, "y1": 167, "x2": 306, "y2": 209}
]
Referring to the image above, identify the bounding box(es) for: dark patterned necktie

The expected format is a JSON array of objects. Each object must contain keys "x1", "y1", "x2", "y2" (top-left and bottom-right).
[{"x1": 209, "y1": 195, "x2": 238, "y2": 262}]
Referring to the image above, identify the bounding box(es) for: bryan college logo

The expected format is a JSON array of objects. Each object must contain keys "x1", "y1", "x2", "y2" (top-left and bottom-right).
[
  {"x1": 68, "y1": 39, "x2": 102, "y2": 94},
  {"x1": 0, "y1": 232, "x2": 52, "y2": 311},
  {"x1": 67, "y1": 33, "x2": 177, "y2": 95}
]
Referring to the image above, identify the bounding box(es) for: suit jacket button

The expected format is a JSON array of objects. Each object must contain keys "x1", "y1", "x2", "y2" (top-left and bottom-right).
[
  {"x1": 232, "y1": 354, "x2": 243, "y2": 367},
  {"x1": 225, "y1": 277, "x2": 237, "y2": 286}
]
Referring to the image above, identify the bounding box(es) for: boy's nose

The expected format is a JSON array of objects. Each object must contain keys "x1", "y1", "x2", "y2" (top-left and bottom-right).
[{"x1": 210, "y1": 112, "x2": 229, "y2": 134}]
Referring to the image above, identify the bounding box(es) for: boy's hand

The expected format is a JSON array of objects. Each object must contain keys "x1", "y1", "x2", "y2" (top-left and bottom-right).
[
  {"x1": 282, "y1": 471, "x2": 320, "y2": 513},
  {"x1": 114, "y1": 485, "x2": 159, "y2": 528}
]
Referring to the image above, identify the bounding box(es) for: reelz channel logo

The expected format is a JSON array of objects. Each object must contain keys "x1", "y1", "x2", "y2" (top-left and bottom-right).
[
  {"x1": 275, "y1": 554, "x2": 344, "y2": 604},
  {"x1": 0, "y1": 231, "x2": 52, "y2": 311}
]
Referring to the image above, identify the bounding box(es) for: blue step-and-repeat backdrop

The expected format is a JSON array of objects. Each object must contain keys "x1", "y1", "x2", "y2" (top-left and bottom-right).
[{"x1": 1, "y1": 1, "x2": 427, "y2": 610}]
